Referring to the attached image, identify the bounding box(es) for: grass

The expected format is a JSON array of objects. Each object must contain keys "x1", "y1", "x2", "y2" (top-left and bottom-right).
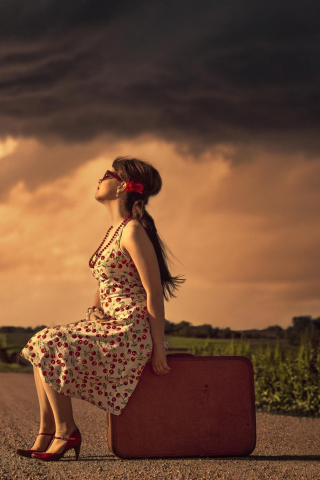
[
  {"x1": 0, "y1": 361, "x2": 34, "y2": 374},
  {"x1": 1, "y1": 332, "x2": 319, "y2": 418},
  {"x1": 171, "y1": 334, "x2": 320, "y2": 418}
]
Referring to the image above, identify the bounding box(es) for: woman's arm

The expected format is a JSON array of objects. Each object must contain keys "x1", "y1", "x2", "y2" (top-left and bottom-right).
[
  {"x1": 122, "y1": 222, "x2": 165, "y2": 344},
  {"x1": 121, "y1": 222, "x2": 171, "y2": 375},
  {"x1": 147, "y1": 292, "x2": 166, "y2": 345}
]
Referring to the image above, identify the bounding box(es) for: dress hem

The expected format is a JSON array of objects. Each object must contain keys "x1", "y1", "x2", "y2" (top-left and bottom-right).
[{"x1": 20, "y1": 353, "x2": 124, "y2": 415}]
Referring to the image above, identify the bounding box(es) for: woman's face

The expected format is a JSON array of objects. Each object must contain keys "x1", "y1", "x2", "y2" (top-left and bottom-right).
[{"x1": 95, "y1": 169, "x2": 122, "y2": 201}]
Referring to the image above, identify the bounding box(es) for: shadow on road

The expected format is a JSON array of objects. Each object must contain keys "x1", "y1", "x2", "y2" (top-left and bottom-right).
[
  {"x1": 60, "y1": 454, "x2": 320, "y2": 462},
  {"x1": 223, "y1": 455, "x2": 320, "y2": 461}
]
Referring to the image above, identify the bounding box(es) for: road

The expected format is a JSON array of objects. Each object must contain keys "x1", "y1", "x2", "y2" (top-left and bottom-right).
[{"x1": 0, "y1": 373, "x2": 320, "y2": 480}]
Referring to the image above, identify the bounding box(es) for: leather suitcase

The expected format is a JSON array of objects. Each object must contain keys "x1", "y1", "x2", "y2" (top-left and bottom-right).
[{"x1": 107, "y1": 353, "x2": 256, "y2": 458}]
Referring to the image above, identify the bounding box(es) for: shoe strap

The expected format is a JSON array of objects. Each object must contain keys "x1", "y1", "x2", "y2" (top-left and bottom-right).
[{"x1": 54, "y1": 435, "x2": 76, "y2": 441}]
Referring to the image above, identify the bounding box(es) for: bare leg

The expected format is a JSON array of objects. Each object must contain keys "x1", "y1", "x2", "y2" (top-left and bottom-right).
[
  {"x1": 29, "y1": 366, "x2": 56, "y2": 451},
  {"x1": 36, "y1": 368, "x2": 78, "y2": 454}
]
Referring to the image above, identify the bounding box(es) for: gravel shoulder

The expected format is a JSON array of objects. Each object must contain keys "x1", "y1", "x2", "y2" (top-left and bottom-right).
[{"x1": 1, "y1": 372, "x2": 320, "y2": 480}]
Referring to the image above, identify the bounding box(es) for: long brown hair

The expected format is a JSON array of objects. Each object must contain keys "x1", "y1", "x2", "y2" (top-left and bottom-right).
[{"x1": 112, "y1": 155, "x2": 186, "y2": 302}]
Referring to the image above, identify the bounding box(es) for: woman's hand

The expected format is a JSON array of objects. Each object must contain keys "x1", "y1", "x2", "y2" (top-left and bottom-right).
[
  {"x1": 151, "y1": 343, "x2": 172, "y2": 375},
  {"x1": 90, "y1": 310, "x2": 107, "y2": 322},
  {"x1": 86, "y1": 307, "x2": 107, "y2": 323}
]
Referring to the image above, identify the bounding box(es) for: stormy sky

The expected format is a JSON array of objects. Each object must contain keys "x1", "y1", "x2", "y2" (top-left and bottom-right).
[{"x1": 1, "y1": 0, "x2": 319, "y2": 330}]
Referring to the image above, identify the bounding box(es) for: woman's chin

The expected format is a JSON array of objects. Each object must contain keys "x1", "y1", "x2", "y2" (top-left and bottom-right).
[{"x1": 95, "y1": 191, "x2": 110, "y2": 202}]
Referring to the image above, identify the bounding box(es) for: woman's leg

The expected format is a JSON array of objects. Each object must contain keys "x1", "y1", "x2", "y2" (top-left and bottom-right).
[
  {"x1": 29, "y1": 366, "x2": 56, "y2": 451},
  {"x1": 36, "y1": 367, "x2": 78, "y2": 454},
  {"x1": 33, "y1": 366, "x2": 56, "y2": 430}
]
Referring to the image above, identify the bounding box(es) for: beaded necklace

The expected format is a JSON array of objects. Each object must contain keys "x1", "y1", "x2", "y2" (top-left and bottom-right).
[{"x1": 89, "y1": 213, "x2": 133, "y2": 268}]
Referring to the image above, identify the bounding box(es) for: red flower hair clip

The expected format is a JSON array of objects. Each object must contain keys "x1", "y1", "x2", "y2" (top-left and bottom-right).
[{"x1": 126, "y1": 180, "x2": 144, "y2": 193}]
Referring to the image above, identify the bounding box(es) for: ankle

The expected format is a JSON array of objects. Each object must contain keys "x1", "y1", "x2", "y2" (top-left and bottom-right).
[
  {"x1": 39, "y1": 424, "x2": 56, "y2": 434},
  {"x1": 55, "y1": 423, "x2": 78, "y2": 436}
]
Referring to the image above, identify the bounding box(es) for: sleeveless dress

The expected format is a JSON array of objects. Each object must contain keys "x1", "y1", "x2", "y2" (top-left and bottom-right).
[{"x1": 19, "y1": 217, "x2": 169, "y2": 415}]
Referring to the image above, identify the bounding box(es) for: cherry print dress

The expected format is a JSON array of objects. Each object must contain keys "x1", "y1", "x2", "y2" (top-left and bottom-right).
[{"x1": 19, "y1": 217, "x2": 169, "y2": 415}]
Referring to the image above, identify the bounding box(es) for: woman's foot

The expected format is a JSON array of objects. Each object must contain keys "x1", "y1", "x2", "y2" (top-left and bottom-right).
[
  {"x1": 30, "y1": 431, "x2": 55, "y2": 452},
  {"x1": 44, "y1": 424, "x2": 78, "y2": 455}
]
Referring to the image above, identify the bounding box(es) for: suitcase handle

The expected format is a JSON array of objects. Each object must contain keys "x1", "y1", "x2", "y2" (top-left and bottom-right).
[{"x1": 166, "y1": 352, "x2": 195, "y2": 357}]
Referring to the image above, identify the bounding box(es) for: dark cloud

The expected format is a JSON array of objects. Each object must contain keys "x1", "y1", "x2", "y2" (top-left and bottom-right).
[
  {"x1": 0, "y1": 0, "x2": 319, "y2": 156},
  {"x1": 0, "y1": 0, "x2": 146, "y2": 39}
]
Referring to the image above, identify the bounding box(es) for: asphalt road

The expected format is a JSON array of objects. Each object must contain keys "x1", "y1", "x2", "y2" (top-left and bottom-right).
[{"x1": 1, "y1": 372, "x2": 320, "y2": 480}]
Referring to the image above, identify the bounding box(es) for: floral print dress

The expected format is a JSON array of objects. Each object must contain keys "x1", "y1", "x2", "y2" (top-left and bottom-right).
[{"x1": 19, "y1": 217, "x2": 169, "y2": 415}]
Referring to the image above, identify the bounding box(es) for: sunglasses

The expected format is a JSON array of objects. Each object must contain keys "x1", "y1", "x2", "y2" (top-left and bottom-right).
[{"x1": 99, "y1": 170, "x2": 123, "y2": 184}]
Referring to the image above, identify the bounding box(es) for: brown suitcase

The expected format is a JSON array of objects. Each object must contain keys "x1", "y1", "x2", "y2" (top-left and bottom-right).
[{"x1": 107, "y1": 353, "x2": 256, "y2": 458}]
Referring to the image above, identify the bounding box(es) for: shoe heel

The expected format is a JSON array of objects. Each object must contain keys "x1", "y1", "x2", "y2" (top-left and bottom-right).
[{"x1": 74, "y1": 443, "x2": 81, "y2": 460}]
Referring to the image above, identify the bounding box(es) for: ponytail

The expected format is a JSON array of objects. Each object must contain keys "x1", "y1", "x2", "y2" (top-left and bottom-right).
[{"x1": 112, "y1": 156, "x2": 186, "y2": 301}]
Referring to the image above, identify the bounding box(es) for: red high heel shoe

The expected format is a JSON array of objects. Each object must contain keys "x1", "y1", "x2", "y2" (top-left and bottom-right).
[
  {"x1": 16, "y1": 431, "x2": 55, "y2": 457},
  {"x1": 31, "y1": 428, "x2": 81, "y2": 461}
]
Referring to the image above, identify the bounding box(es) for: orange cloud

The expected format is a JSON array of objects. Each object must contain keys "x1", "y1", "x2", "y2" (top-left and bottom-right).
[{"x1": 0, "y1": 135, "x2": 319, "y2": 330}]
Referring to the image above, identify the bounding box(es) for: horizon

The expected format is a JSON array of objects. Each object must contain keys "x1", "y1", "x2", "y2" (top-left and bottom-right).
[{"x1": 2, "y1": 314, "x2": 318, "y2": 333}]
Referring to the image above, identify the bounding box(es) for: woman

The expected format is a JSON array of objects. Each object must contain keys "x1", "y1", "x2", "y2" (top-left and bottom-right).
[{"x1": 17, "y1": 155, "x2": 186, "y2": 461}]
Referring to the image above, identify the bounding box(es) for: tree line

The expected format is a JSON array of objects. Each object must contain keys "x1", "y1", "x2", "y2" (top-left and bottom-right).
[{"x1": 1, "y1": 315, "x2": 319, "y2": 346}]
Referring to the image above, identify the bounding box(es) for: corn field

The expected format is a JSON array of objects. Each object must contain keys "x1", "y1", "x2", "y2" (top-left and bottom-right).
[{"x1": 190, "y1": 335, "x2": 320, "y2": 417}]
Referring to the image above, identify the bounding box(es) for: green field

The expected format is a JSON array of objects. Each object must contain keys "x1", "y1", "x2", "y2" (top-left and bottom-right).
[
  {"x1": 0, "y1": 332, "x2": 34, "y2": 348},
  {"x1": 181, "y1": 335, "x2": 320, "y2": 418},
  {"x1": 1, "y1": 333, "x2": 319, "y2": 418}
]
